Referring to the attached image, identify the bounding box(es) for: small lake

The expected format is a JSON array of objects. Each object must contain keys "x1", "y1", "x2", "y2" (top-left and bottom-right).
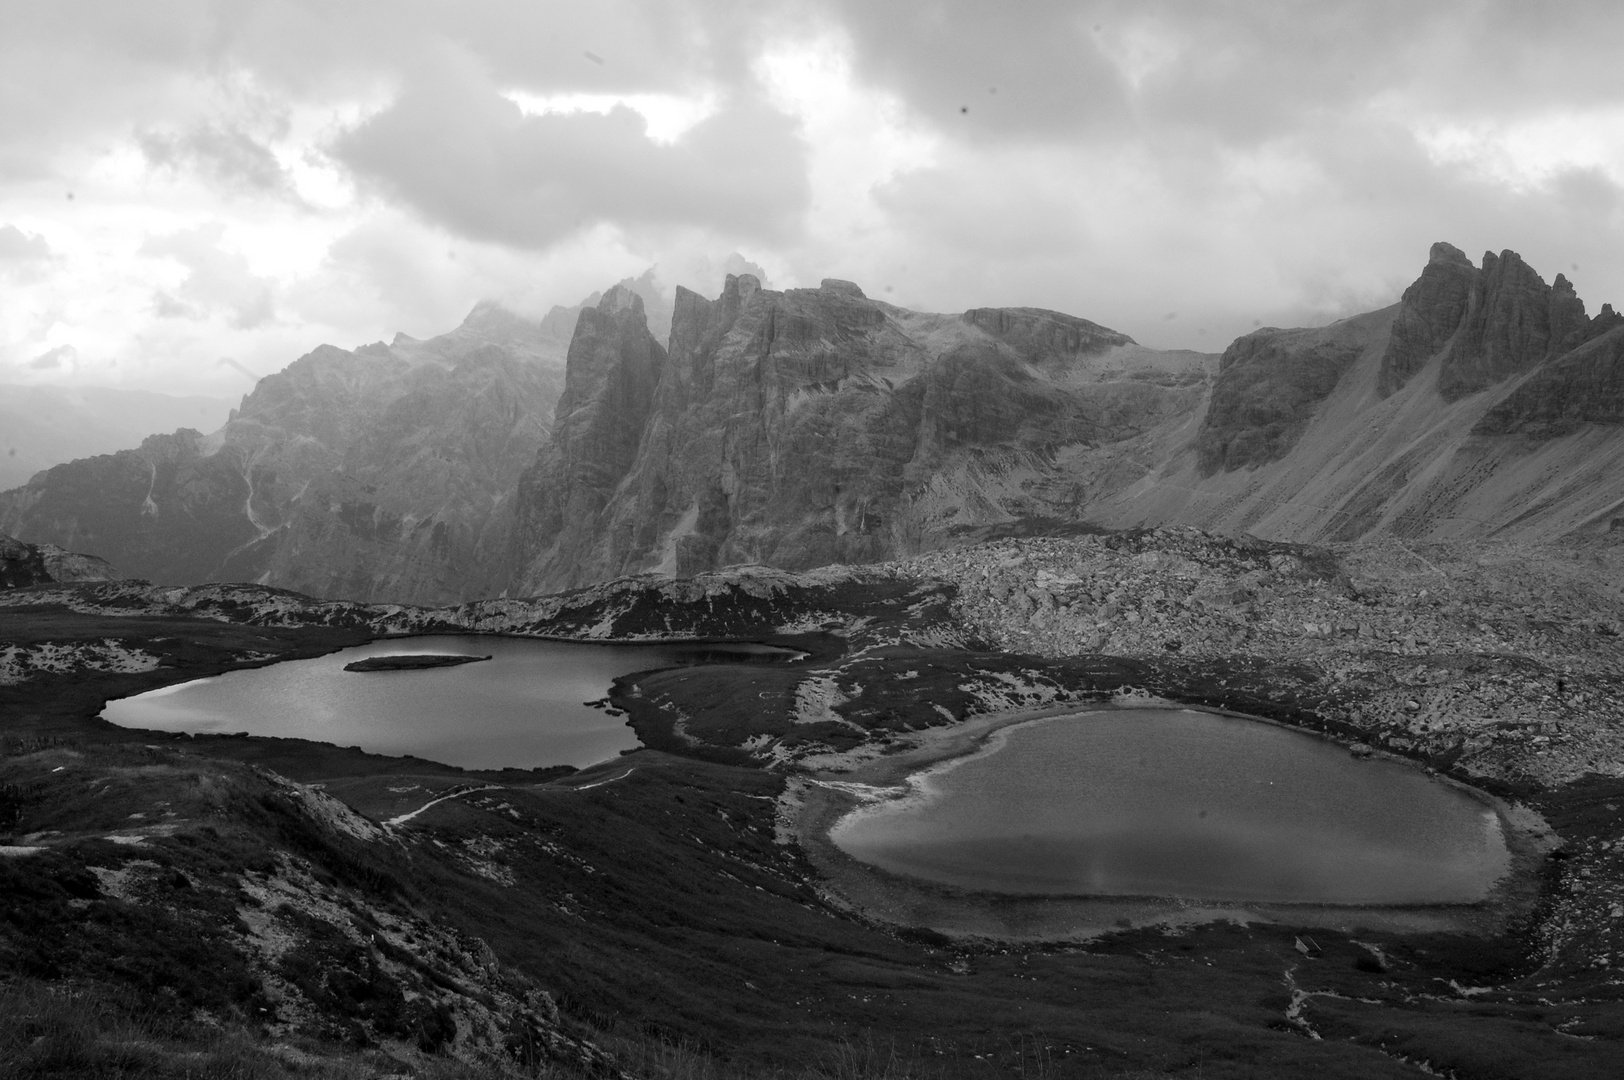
[
  {"x1": 831, "y1": 708, "x2": 1511, "y2": 905},
  {"x1": 103, "y1": 636, "x2": 793, "y2": 771}
]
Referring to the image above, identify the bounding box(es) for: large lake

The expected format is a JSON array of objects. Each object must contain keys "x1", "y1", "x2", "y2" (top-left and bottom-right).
[
  {"x1": 831, "y1": 708, "x2": 1511, "y2": 905},
  {"x1": 103, "y1": 635, "x2": 791, "y2": 770}
]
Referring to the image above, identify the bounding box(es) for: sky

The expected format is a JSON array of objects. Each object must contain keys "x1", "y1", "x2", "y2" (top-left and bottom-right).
[{"x1": 2, "y1": 0, "x2": 1622, "y2": 397}]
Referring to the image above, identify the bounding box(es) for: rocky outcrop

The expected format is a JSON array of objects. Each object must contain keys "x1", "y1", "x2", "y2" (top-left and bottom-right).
[
  {"x1": 512, "y1": 287, "x2": 667, "y2": 586},
  {"x1": 1195, "y1": 322, "x2": 1372, "y2": 475},
  {"x1": 0, "y1": 303, "x2": 569, "y2": 604},
  {"x1": 961, "y1": 306, "x2": 1133, "y2": 363},
  {"x1": 37, "y1": 544, "x2": 115, "y2": 582},
  {"x1": 1083, "y1": 244, "x2": 1624, "y2": 546},
  {"x1": 1474, "y1": 324, "x2": 1624, "y2": 437},
  {"x1": 0, "y1": 532, "x2": 112, "y2": 588},
  {"x1": 1376, "y1": 243, "x2": 1601, "y2": 401},
  {"x1": 511, "y1": 276, "x2": 1213, "y2": 593},
  {"x1": 1437, "y1": 251, "x2": 1591, "y2": 400},
  {"x1": 0, "y1": 533, "x2": 51, "y2": 588},
  {"x1": 1376, "y1": 242, "x2": 1477, "y2": 396}
]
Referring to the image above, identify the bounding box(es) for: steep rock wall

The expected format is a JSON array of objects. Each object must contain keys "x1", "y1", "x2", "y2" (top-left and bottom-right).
[
  {"x1": 511, "y1": 286, "x2": 667, "y2": 588},
  {"x1": 511, "y1": 276, "x2": 1211, "y2": 594},
  {"x1": 0, "y1": 305, "x2": 566, "y2": 604},
  {"x1": 1087, "y1": 245, "x2": 1624, "y2": 545}
]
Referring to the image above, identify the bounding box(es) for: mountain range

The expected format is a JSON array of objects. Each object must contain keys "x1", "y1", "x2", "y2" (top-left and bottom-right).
[
  {"x1": 2, "y1": 243, "x2": 1620, "y2": 604},
  {"x1": 0, "y1": 383, "x2": 233, "y2": 491}
]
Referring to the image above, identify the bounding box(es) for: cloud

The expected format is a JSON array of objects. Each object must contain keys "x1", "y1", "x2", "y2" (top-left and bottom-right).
[
  {"x1": 0, "y1": 224, "x2": 50, "y2": 261},
  {"x1": 138, "y1": 123, "x2": 291, "y2": 194},
  {"x1": 28, "y1": 344, "x2": 76, "y2": 370},
  {"x1": 151, "y1": 291, "x2": 195, "y2": 319},
  {"x1": 140, "y1": 223, "x2": 277, "y2": 329},
  {"x1": 333, "y1": 46, "x2": 810, "y2": 249},
  {"x1": 816, "y1": 1, "x2": 1129, "y2": 140},
  {"x1": 3, "y1": 1, "x2": 1624, "y2": 390},
  {"x1": 824, "y1": 1, "x2": 1624, "y2": 144}
]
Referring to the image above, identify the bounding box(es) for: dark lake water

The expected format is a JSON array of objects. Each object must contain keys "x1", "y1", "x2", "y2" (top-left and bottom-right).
[
  {"x1": 831, "y1": 708, "x2": 1511, "y2": 905},
  {"x1": 103, "y1": 636, "x2": 793, "y2": 770}
]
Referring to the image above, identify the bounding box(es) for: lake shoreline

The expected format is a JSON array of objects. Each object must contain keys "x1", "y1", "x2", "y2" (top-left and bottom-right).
[{"x1": 790, "y1": 699, "x2": 1555, "y2": 942}]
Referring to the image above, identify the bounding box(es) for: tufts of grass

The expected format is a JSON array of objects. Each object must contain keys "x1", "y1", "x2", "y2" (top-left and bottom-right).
[{"x1": 0, "y1": 977, "x2": 514, "y2": 1079}]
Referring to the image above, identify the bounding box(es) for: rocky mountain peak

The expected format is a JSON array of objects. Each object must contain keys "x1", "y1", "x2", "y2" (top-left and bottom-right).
[
  {"x1": 0, "y1": 300, "x2": 570, "y2": 605},
  {"x1": 1593, "y1": 303, "x2": 1623, "y2": 339},
  {"x1": 1377, "y1": 242, "x2": 1601, "y2": 400},
  {"x1": 1376, "y1": 241, "x2": 1480, "y2": 395},
  {"x1": 508, "y1": 273, "x2": 1203, "y2": 593},
  {"x1": 510, "y1": 277, "x2": 669, "y2": 590},
  {"x1": 596, "y1": 283, "x2": 645, "y2": 318},
  {"x1": 460, "y1": 298, "x2": 512, "y2": 328},
  {"x1": 1428, "y1": 241, "x2": 1473, "y2": 267},
  {"x1": 1436, "y1": 247, "x2": 1588, "y2": 400},
  {"x1": 722, "y1": 272, "x2": 763, "y2": 305}
]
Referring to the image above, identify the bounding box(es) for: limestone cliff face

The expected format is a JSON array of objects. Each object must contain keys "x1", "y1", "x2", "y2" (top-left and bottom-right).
[
  {"x1": 1437, "y1": 251, "x2": 1590, "y2": 400},
  {"x1": 1474, "y1": 322, "x2": 1624, "y2": 437},
  {"x1": 1195, "y1": 322, "x2": 1371, "y2": 476},
  {"x1": 0, "y1": 303, "x2": 567, "y2": 604},
  {"x1": 1083, "y1": 243, "x2": 1624, "y2": 546},
  {"x1": 511, "y1": 286, "x2": 667, "y2": 586},
  {"x1": 1375, "y1": 243, "x2": 1600, "y2": 401},
  {"x1": 1376, "y1": 242, "x2": 1477, "y2": 396},
  {"x1": 961, "y1": 306, "x2": 1132, "y2": 362},
  {"x1": 511, "y1": 276, "x2": 1212, "y2": 594}
]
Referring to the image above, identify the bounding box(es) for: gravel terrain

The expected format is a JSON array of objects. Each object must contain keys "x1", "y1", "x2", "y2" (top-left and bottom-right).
[{"x1": 899, "y1": 528, "x2": 1624, "y2": 788}]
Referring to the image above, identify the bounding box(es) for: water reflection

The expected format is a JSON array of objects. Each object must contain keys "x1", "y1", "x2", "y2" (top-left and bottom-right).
[
  {"x1": 832, "y1": 709, "x2": 1510, "y2": 905},
  {"x1": 104, "y1": 635, "x2": 793, "y2": 770}
]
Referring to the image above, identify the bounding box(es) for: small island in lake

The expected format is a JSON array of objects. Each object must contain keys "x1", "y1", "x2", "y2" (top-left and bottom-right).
[{"x1": 343, "y1": 653, "x2": 492, "y2": 672}]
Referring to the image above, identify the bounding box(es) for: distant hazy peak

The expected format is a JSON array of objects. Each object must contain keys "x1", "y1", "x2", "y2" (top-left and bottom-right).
[
  {"x1": 597, "y1": 283, "x2": 645, "y2": 317},
  {"x1": 458, "y1": 299, "x2": 542, "y2": 336}
]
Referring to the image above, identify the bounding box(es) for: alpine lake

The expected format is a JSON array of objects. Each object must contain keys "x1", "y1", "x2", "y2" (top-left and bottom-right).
[
  {"x1": 106, "y1": 639, "x2": 1523, "y2": 926},
  {"x1": 102, "y1": 634, "x2": 800, "y2": 770}
]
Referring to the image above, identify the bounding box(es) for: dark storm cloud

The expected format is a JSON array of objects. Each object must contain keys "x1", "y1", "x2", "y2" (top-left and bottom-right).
[
  {"x1": 0, "y1": 1, "x2": 772, "y2": 145},
  {"x1": 818, "y1": 1, "x2": 1129, "y2": 138},
  {"x1": 0, "y1": 2, "x2": 803, "y2": 242},
  {"x1": 4, "y1": 0, "x2": 1624, "y2": 377},
  {"x1": 826, "y1": 0, "x2": 1624, "y2": 145},
  {"x1": 333, "y1": 49, "x2": 810, "y2": 248}
]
